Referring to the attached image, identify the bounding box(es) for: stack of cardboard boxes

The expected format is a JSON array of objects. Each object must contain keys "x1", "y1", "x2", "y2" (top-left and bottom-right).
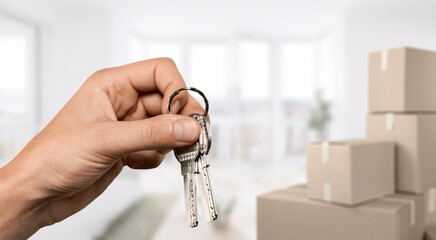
[{"x1": 257, "y1": 47, "x2": 436, "y2": 240}]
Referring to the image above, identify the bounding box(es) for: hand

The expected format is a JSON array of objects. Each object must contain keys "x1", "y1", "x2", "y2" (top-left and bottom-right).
[{"x1": 0, "y1": 58, "x2": 204, "y2": 239}]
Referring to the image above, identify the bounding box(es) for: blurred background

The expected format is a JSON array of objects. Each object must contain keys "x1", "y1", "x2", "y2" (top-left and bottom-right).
[{"x1": 1, "y1": 0, "x2": 436, "y2": 239}]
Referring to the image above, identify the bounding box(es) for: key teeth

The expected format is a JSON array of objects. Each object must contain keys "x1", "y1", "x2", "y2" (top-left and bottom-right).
[
  {"x1": 191, "y1": 221, "x2": 198, "y2": 228},
  {"x1": 177, "y1": 151, "x2": 197, "y2": 162},
  {"x1": 208, "y1": 213, "x2": 218, "y2": 222},
  {"x1": 197, "y1": 165, "x2": 218, "y2": 222}
]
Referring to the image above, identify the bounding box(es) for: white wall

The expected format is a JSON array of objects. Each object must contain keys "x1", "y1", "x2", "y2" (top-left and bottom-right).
[{"x1": 39, "y1": 6, "x2": 114, "y2": 124}]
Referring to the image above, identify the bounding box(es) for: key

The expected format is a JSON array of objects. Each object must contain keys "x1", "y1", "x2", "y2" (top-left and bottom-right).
[
  {"x1": 197, "y1": 155, "x2": 218, "y2": 221},
  {"x1": 191, "y1": 114, "x2": 218, "y2": 221},
  {"x1": 175, "y1": 142, "x2": 200, "y2": 227},
  {"x1": 168, "y1": 87, "x2": 218, "y2": 226}
]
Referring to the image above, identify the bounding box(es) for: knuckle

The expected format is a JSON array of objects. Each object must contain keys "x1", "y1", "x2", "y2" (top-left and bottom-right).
[
  {"x1": 156, "y1": 57, "x2": 176, "y2": 65},
  {"x1": 90, "y1": 68, "x2": 109, "y2": 80},
  {"x1": 87, "y1": 68, "x2": 115, "y2": 84}
]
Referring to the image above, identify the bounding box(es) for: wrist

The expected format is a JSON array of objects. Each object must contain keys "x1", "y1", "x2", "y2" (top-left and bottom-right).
[{"x1": 0, "y1": 156, "x2": 50, "y2": 239}]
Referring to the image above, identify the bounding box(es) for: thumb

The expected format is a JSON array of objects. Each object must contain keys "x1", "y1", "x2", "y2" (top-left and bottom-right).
[{"x1": 98, "y1": 114, "x2": 201, "y2": 156}]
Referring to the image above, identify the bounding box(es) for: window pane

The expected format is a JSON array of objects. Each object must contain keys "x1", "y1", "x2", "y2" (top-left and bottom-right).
[
  {"x1": 0, "y1": 15, "x2": 35, "y2": 126},
  {"x1": 129, "y1": 35, "x2": 146, "y2": 62},
  {"x1": 238, "y1": 40, "x2": 271, "y2": 100},
  {"x1": 282, "y1": 43, "x2": 316, "y2": 101},
  {"x1": 144, "y1": 42, "x2": 182, "y2": 65},
  {"x1": 0, "y1": 36, "x2": 27, "y2": 92},
  {"x1": 188, "y1": 43, "x2": 228, "y2": 98},
  {"x1": 319, "y1": 36, "x2": 335, "y2": 99},
  {"x1": 129, "y1": 37, "x2": 182, "y2": 67}
]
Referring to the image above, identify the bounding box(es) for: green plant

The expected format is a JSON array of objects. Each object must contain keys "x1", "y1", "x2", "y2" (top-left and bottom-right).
[{"x1": 308, "y1": 89, "x2": 332, "y2": 133}]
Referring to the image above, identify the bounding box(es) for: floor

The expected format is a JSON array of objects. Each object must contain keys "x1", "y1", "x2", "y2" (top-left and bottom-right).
[{"x1": 96, "y1": 157, "x2": 307, "y2": 240}]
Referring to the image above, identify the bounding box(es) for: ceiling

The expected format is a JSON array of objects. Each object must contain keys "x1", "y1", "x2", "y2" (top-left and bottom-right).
[{"x1": 1, "y1": 0, "x2": 436, "y2": 38}]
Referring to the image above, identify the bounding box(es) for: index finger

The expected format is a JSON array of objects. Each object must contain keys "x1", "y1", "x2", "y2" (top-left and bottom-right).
[
  {"x1": 130, "y1": 58, "x2": 189, "y2": 114},
  {"x1": 107, "y1": 58, "x2": 192, "y2": 114}
]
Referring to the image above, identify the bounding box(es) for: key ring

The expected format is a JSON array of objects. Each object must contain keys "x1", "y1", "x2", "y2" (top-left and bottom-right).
[{"x1": 167, "y1": 87, "x2": 209, "y2": 117}]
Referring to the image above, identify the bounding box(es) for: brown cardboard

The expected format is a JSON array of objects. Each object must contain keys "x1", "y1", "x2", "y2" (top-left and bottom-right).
[
  {"x1": 257, "y1": 185, "x2": 425, "y2": 240},
  {"x1": 369, "y1": 47, "x2": 436, "y2": 112},
  {"x1": 424, "y1": 187, "x2": 436, "y2": 226},
  {"x1": 426, "y1": 227, "x2": 436, "y2": 240},
  {"x1": 307, "y1": 139, "x2": 394, "y2": 206},
  {"x1": 366, "y1": 113, "x2": 436, "y2": 193}
]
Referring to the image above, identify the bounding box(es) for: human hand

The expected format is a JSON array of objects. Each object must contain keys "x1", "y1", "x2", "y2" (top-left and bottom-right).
[{"x1": 0, "y1": 58, "x2": 204, "y2": 239}]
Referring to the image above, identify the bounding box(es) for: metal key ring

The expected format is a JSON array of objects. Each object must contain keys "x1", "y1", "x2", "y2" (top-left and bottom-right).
[{"x1": 167, "y1": 87, "x2": 209, "y2": 117}]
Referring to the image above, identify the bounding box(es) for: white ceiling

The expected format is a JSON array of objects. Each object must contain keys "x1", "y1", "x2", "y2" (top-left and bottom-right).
[{"x1": 2, "y1": 0, "x2": 436, "y2": 38}]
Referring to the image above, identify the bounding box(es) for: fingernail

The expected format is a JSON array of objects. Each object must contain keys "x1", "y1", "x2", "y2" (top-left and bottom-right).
[
  {"x1": 171, "y1": 100, "x2": 180, "y2": 113},
  {"x1": 174, "y1": 119, "x2": 199, "y2": 142}
]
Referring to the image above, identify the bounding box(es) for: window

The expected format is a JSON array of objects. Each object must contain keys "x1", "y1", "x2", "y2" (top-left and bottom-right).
[
  {"x1": 129, "y1": 35, "x2": 183, "y2": 71},
  {"x1": 238, "y1": 40, "x2": 271, "y2": 100},
  {"x1": 0, "y1": 14, "x2": 37, "y2": 126},
  {"x1": 281, "y1": 42, "x2": 316, "y2": 101},
  {"x1": 0, "y1": 15, "x2": 37, "y2": 165},
  {"x1": 188, "y1": 43, "x2": 228, "y2": 99},
  {"x1": 129, "y1": 36, "x2": 332, "y2": 163},
  {"x1": 129, "y1": 35, "x2": 146, "y2": 62},
  {"x1": 143, "y1": 42, "x2": 182, "y2": 66}
]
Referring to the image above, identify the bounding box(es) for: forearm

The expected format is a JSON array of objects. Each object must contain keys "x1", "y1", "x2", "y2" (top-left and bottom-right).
[{"x1": 0, "y1": 158, "x2": 48, "y2": 240}]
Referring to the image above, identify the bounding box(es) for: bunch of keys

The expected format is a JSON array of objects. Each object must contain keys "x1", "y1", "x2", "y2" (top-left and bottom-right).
[{"x1": 167, "y1": 87, "x2": 218, "y2": 227}]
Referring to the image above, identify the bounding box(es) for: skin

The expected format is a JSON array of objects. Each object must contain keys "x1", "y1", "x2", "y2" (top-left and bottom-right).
[{"x1": 0, "y1": 58, "x2": 205, "y2": 239}]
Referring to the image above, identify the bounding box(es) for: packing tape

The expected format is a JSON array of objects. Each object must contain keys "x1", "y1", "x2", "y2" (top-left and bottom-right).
[
  {"x1": 321, "y1": 142, "x2": 330, "y2": 163},
  {"x1": 323, "y1": 183, "x2": 333, "y2": 202},
  {"x1": 381, "y1": 50, "x2": 388, "y2": 71},
  {"x1": 384, "y1": 197, "x2": 416, "y2": 225},
  {"x1": 428, "y1": 188, "x2": 436, "y2": 213},
  {"x1": 385, "y1": 113, "x2": 395, "y2": 131}
]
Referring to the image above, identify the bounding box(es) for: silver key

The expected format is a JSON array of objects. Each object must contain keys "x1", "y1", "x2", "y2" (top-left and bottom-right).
[
  {"x1": 175, "y1": 143, "x2": 199, "y2": 227},
  {"x1": 192, "y1": 114, "x2": 218, "y2": 221},
  {"x1": 168, "y1": 87, "x2": 218, "y2": 227},
  {"x1": 198, "y1": 155, "x2": 218, "y2": 221}
]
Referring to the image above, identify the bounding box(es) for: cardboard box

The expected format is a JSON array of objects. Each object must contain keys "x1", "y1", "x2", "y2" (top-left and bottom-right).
[
  {"x1": 426, "y1": 227, "x2": 436, "y2": 240},
  {"x1": 425, "y1": 187, "x2": 436, "y2": 226},
  {"x1": 369, "y1": 47, "x2": 436, "y2": 112},
  {"x1": 307, "y1": 139, "x2": 395, "y2": 206},
  {"x1": 367, "y1": 113, "x2": 436, "y2": 193},
  {"x1": 257, "y1": 185, "x2": 424, "y2": 240}
]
